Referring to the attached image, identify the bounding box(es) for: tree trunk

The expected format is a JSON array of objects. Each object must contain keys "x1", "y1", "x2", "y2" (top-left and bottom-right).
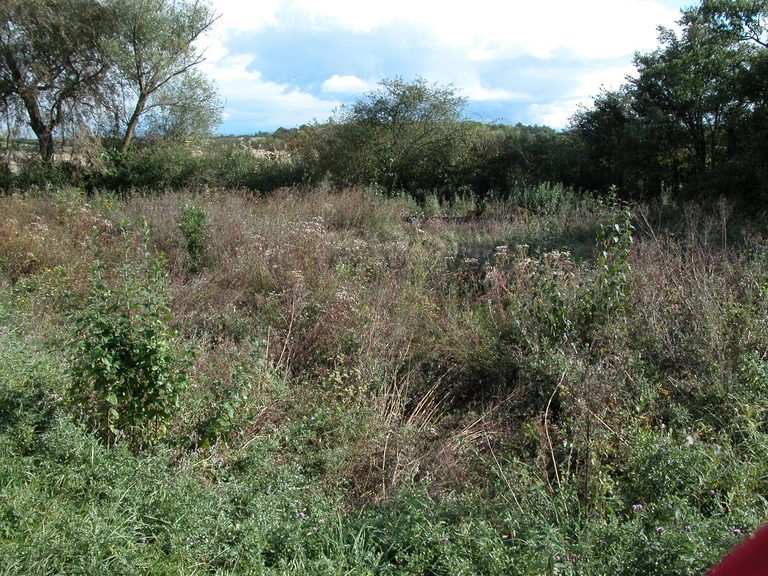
[
  {"x1": 121, "y1": 93, "x2": 149, "y2": 152},
  {"x1": 22, "y1": 95, "x2": 56, "y2": 164},
  {"x1": 4, "y1": 52, "x2": 55, "y2": 163}
]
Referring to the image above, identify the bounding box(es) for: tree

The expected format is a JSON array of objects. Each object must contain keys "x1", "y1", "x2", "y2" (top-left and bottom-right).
[
  {"x1": 302, "y1": 77, "x2": 470, "y2": 194},
  {"x1": 568, "y1": 1, "x2": 766, "y2": 200},
  {"x1": 630, "y1": 21, "x2": 749, "y2": 185},
  {"x1": 698, "y1": 0, "x2": 768, "y2": 47},
  {"x1": 353, "y1": 76, "x2": 468, "y2": 192},
  {"x1": 0, "y1": 0, "x2": 113, "y2": 162},
  {"x1": 569, "y1": 90, "x2": 659, "y2": 196},
  {"x1": 107, "y1": 0, "x2": 220, "y2": 150},
  {"x1": 466, "y1": 123, "x2": 580, "y2": 197},
  {"x1": 138, "y1": 68, "x2": 222, "y2": 141},
  {"x1": 696, "y1": 0, "x2": 768, "y2": 200}
]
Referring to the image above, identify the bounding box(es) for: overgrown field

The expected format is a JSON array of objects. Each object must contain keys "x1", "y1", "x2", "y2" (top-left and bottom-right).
[{"x1": 2, "y1": 185, "x2": 768, "y2": 574}]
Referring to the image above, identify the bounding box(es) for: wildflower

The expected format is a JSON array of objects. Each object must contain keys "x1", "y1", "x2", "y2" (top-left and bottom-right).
[
  {"x1": 710, "y1": 490, "x2": 716, "y2": 495},
  {"x1": 734, "y1": 529, "x2": 742, "y2": 535},
  {"x1": 657, "y1": 527, "x2": 664, "y2": 533},
  {"x1": 443, "y1": 537, "x2": 450, "y2": 542},
  {"x1": 686, "y1": 526, "x2": 693, "y2": 532},
  {"x1": 299, "y1": 512, "x2": 305, "y2": 518},
  {"x1": 318, "y1": 519, "x2": 325, "y2": 524},
  {"x1": 632, "y1": 504, "x2": 643, "y2": 511}
]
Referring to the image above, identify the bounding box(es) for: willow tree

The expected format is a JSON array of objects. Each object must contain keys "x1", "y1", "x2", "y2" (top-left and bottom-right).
[
  {"x1": 108, "y1": 0, "x2": 220, "y2": 150},
  {"x1": 0, "y1": 0, "x2": 112, "y2": 162}
]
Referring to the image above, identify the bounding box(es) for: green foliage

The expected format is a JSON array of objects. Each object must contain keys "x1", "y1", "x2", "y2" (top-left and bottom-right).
[
  {"x1": 107, "y1": 0, "x2": 220, "y2": 150},
  {"x1": 178, "y1": 203, "x2": 209, "y2": 273},
  {"x1": 67, "y1": 220, "x2": 189, "y2": 448},
  {"x1": 91, "y1": 141, "x2": 305, "y2": 193},
  {"x1": 101, "y1": 142, "x2": 206, "y2": 191},
  {"x1": 0, "y1": 0, "x2": 113, "y2": 162},
  {"x1": 3, "y1": 189, "x2": 768, "y2": 574},
  {"x1": 568, "y1": 90, "x2": 647, "y2": 195},
  {"x1": 592, "y1": 201, "x2": 635, "y2": 318},
  {"x1": 4, "y1": 157, "x2": 95, "y2": 192},
  {"x1": 570, "y1": 0, "x2": 768, "y2": 203},
  {"x1": 467, "y1": 123, "x2": 582, "y2": 197},
  {"x1": 511, "y1": 181, "x2": 578, "y2": 215},
  {"x1": 139, "y1": 69, "x2": 222, "y2": 142},
  {"x1": 525, "y1": 247, "x2": 577, "y2": 349},
  {"x1": 198, "y1": 340, "x2": 289, "y2": 446},
  {"x1": 301, "y1": 76, "x2": 473, "y2": 196}
]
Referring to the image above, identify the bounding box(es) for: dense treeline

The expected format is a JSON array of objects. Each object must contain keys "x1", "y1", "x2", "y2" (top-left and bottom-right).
[
  {"x1": 301, "y1": 0, "x2": 768, "y2": 205},
  {"x1": 3, "y1": 0, "x2": 768, "y2": 207},
  {"x1": 571, "y1": 0, "x2": 768, "y2": 204}
]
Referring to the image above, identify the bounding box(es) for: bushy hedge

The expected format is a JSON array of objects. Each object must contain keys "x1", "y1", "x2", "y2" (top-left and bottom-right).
[{"x1": 0, "y1": 140, "x2": 307, "y2": 195}]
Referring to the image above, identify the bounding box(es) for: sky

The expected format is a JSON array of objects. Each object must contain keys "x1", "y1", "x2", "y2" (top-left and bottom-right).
[{"x1": 200, "y1": 0, "x2": 695, "y2": 135}]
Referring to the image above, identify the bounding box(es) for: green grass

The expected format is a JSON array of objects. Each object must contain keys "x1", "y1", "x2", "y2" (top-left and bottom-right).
[{"x1": 1, "y1": 187, "x2": 767, "y2": 573}]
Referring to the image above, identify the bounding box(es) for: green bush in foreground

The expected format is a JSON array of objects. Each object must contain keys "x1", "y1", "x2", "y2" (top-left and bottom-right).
[{"x1": 67, "y1": 220, "x2": 189, "y2": 449}]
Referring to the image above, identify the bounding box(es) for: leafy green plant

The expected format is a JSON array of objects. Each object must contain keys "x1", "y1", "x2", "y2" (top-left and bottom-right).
[
  {"x1": 511, "y1": 181, "x2": 576, "y2": 215},
  {"x1": 578, "y1": 201, "x2": 635, "y2": 339},
  {"x1": 595, "y1": 203, "x2": 634, "y2": 315},
  {"x1": 178, "y1": 203, "x2": 209, "y2": 273},
  {"x1": 67, "y1": 220, "x2": 190, "y2": 448}
]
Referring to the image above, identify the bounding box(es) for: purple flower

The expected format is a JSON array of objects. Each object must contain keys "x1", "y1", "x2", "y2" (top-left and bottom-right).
[
  {"x1": 734, "y1": 529, "x2": 742, "y2": 535},
  {"x1": 686, "y1": 526, "x2": 693, "y2": 532},
  {"x1": 443, "y1": 537, "x2": 450, "y2": 542},
  {"x1": 656, "y1": 527, "x2": 664, "y2": 533},
  {"x1": 318, "y1": 519, "x2": 325, "y2": 524},
  {"x1": 632, "y1": 504, "x2": 643, "y2": 511},
  {"x1": 710, "y1": 490, "x2": 716, "y2": 495}
]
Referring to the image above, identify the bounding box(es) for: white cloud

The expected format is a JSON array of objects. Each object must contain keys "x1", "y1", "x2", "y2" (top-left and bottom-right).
[
  {"x1": 461, "y1": 84, "x2": 531, "y2": 102},
  {"x1": 529, "y1": 101, "x2": 584, "y2": 129},
  {"x1": 202, "y1": 55, "x2": 338, "y2": 132},
  {"x1": 208, "y1": 1, "x2": 680, "y2": 59},
  {"x1": 199, "y1": 0, "x2": 687, "y2": 132},
  {"x1": 210, "y1": 0, "x2": 282, "y2": 35},
  {"x1": 321, "y1": 75, "x2": 375, "y2": 94},
  {"x1": 528, "y1": 63, "x2": 637, "y2": 128}
]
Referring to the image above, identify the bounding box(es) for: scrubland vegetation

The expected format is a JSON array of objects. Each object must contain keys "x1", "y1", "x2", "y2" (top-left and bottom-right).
[
  {"x1": 4, "y1": 0, "x2": 768, "y2": 573},
  {"x1": 2, "y1": 184, "x2": 768, "y2": 574}
]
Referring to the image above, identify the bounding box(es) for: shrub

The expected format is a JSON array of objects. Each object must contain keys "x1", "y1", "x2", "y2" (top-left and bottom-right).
[
  {"x1": 67, "y1": 220, "x2": 190, "y2": 448},
  {"x1": 4, "y1": 157, "x2": 94, "y2": 192},
  {"x1": 206, "y1": 143, "x2": 299, "y2": 189},
  {"x1": 178, "y1": 203, "x2": 209, "y2": 273},
  {"x1": 510, "y1": 181, "x2": 577, "y2": 215},
  {"x1": 100, "y1": 143, "x2": 206, "y2": 192}
]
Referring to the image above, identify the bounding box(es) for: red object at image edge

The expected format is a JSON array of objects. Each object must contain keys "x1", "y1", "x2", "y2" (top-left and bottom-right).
[{"x1": 706, "y1": 523, "x2": 768, "y2": 576}]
